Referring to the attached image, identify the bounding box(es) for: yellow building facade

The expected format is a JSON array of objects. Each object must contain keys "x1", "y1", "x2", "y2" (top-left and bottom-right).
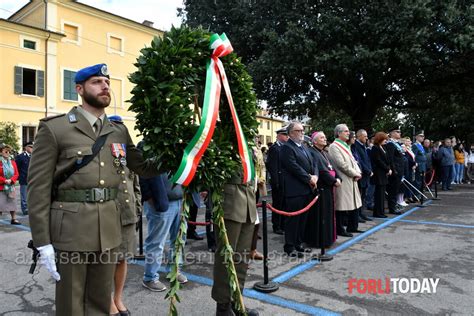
[
  {"x1": 0, "y1": 0, "x2": 163, "y2": 147},
  {"x1": 256, "y1": 110, "x2": 286, "y2": 148}
]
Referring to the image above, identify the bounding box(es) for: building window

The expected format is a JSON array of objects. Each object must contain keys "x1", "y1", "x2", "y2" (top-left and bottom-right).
[
  {"x1": 259, "y1": 120, "x2": 263, "y2": 128},
  {"x1": 63, "y1": 70, "x2": 78, "y2": 101},
  {"x1": 14, "y1": 66, "x2": 44, "y2": 97},
  {"x1": 23, "y1": 39, "x2": 36, "y2": 50},
  {"x1": 20, "y1": 35, "x2": 39, "y2": 51},
  {"x1": 22, "y1": 126, "x2": 36, "y2": 145},
  {"x1": 266, "y1": 136, "x2": 271, "y2": 145},
  {"x1": 267, "y1": 121, "x2": 270, "y2": 129},
  {"x1": 64, "y1": 24, "x2": 78, "y2": 41},
  {"x1": 107, "y1": 33, "x2": 125, "y2": 56},
  {"x1": 110, "y1": 36, "x2": 122, "y2": 51},
  {"x1": 61, "y1": 21, "x2": 81, "y2": 45}
]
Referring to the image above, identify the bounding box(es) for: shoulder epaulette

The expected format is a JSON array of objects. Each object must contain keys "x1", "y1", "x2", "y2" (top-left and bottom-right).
[{"x1": 40, "y1": 113, "x2": 66, "y2": 122}]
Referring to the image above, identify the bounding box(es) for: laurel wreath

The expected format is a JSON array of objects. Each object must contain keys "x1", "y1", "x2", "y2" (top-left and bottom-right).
[{"x1": 129, "y1": 26, "x2": 259, "y2": 315}]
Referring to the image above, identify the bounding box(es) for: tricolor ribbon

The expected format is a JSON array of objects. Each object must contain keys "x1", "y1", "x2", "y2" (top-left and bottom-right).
[{"x1": 171, "y1": 33, "x2": 255, "y2": 186}]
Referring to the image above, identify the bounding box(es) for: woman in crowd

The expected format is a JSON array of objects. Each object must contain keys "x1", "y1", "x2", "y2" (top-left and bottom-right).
[
  {"x1": 370, "y1": 132, "x2": 391, "y2": 218},
  {"x1": 453, "y1": 143, "x2": 466, "y2": 184},
  {"x1": 305, "y1": 131, "x2": 341, "y2": 248},
  {"x1": 0, "y1": 143, "x2": 20, "y2": 225}
]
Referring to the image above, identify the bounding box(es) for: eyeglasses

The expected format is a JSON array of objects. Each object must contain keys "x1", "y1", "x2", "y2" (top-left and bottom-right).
[{"x1": 293, "y1": 130, "x2": 304, "y2": 133}]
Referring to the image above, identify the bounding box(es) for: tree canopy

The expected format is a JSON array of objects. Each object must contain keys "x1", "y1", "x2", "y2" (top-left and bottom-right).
[{"x1": 180, "y1": 0, "x2": 473, "y2": 135}]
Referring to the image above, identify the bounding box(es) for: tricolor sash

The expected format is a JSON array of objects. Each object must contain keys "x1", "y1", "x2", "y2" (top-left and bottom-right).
[{"x1": 171, "y1": 33, "x2": 255, "y2": 186}]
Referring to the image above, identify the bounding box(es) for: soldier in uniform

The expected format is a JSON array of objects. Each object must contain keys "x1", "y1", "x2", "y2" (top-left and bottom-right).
[
  {"x1": 212, "y1": 173, "x2": 259, "y2": 316},
  {"x1": 28, "y1": 64, "x2": 159, "y2": 316}
]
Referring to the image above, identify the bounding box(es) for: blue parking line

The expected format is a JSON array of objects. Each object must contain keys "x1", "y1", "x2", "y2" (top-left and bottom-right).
[
  {"x1": 131, "y1": 259, "x2": 338, "y2": 315},
  {"x1": 371, "y1": 217, "x2": 474, "y2": 229},
  {"x1": 272, "y1": 200, "x2": 433, "y2": 284},
  {"x1": 244, "y1": 289, "x2": 340, "y2": 316},
  {"x1": 0, "y1": 219, "x2": 31, "y2": 232}
]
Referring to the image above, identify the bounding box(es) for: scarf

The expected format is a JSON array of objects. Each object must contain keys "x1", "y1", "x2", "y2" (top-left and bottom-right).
[
  {"x1": 388, "y1": 139, "x2": 404, "y2": 153},
  {"x1": 1, "y1": 157, "x2": 15, "y2": 195}
]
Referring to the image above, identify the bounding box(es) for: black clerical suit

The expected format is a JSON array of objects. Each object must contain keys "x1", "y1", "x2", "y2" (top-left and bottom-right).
[{"x1": 305, "y1": 147, "x2": 339, "y2": 248}]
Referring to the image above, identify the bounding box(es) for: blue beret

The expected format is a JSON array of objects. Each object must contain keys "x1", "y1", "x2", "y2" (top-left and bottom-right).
[
  {"x1": 74, "y1": 63, "x2": 110, "y2": 83},
  {"x1": 108, "y1": 115, "x2": 122, "y2": 123}
]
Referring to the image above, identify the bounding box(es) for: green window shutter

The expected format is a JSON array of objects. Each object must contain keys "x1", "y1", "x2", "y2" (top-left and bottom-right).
[
  {"x1": 63, "y1": 70, "x2": 78, "y2": 100},
  {"x1": 64, "y1": 70, "x2": 71, "y2": 100},
  {"x1": 14, "y1": 66, "x2": 23, "y2": 94},
  {"x1": 37, "y1": 70, "x2": 44, "y2": 97}
]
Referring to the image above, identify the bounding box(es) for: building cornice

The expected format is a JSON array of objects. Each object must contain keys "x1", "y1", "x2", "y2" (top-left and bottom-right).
[
  {"x1": 60, "y1": 1, "x2": 164, "y2": 36},
  {"x1": 0, "y1": 19, "x2": 65, "y2": 40},
  {"x1": 256, "y1": 114, "x2": 285, "y2": 123}
]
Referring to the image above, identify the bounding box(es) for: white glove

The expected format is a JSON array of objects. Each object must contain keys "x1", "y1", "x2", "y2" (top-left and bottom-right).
[{"x1": 37, "y1": 244, "x2": 61, "y2": 281}]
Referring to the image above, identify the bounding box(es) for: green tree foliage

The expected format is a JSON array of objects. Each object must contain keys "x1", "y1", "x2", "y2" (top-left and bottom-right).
[
  {"x1": 0, "y1": 122, "x2": 20, "y2": 152},
  {"x1": 180, "y1": 0, "x2": 473, "y2": 132},
  {"x1": 128, "y1": 26, "x2": 258, "y2": 315}
]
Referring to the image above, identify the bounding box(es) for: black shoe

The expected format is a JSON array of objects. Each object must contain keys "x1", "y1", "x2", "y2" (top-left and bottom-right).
[
  {"x1": 273, "y1": 228, "x2": 284, "y2": 235},
  {"x1": 389, "y1": 211, "x2": 402, "y2": 215},
  {"x1": 285, "y1": 250, "x2": 304, "y2": 258},
  {"x1": 216, "y1": 303, "x2": 235, "y2": 316},
  {"x1": 187, "y1": 231, "x2": 204, "y2": 240},
  {"x1": 118, "y1": 309, "x2": 131, "y2": 316},
  {"x1": 295, "y1": 245, "x2": 312, "y2": 253},
  {"x1": 358, "y1": 217, "x2": 366, "y2": 223},
  {"x1": 360, "y1": 214, "x2": 372, "y2": 221},
  {"x1": 11, "y1": 219, "x2": 21, "y2": 225},
  {"x1": 373, "y1": 214, "x2": 388, "y2": 218},
  {"x1": 347, "y1": 229, "x2": 365, "y2": 233},
  {"x1": 337, "y1": 231, "x2": 353, "y2": 237},
  {"x1": 232, "y1": 305, "x2": 259, "y2": 316}
]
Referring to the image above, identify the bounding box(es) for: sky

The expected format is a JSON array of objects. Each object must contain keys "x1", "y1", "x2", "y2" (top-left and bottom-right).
[{"x1": 0, "y1": 0, "x2": 184, "y2": 31}]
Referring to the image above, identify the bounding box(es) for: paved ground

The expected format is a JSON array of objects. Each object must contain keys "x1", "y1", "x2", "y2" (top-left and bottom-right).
[{"x1": 1, "y1": 184, "x2": 473, "y2": 315}]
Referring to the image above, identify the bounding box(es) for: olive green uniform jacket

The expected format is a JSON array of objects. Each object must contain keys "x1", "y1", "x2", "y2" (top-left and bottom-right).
[{"x1": 28, "y1": 106, "x2": 157, "y2": 252}]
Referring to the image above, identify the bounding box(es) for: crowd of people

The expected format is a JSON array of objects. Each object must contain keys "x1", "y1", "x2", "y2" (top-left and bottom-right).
[
  {"x1": 1, "y1": 63, "x2": 473, "y2": 316},
  {"x1": 261, "y1": 124, "x2": 474, "y2": 256}
]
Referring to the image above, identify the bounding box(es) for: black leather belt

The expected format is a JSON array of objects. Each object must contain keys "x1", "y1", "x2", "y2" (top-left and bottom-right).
[{"x1": 56, "y1": 188, "x2": 118, "y2": 202}]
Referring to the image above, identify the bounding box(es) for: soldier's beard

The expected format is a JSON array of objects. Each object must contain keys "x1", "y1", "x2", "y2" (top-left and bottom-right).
[{"x1": 83, "y1": 89, "x2": 111, "y2": 109}]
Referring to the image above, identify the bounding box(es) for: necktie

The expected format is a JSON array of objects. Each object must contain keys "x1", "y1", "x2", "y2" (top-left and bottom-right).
[
  {"x1": 94, "y1": 118, "x2": 102, "y2": 136},
  {"x1": 300, "y1": 145, "x2": 309, "y2": 159}
]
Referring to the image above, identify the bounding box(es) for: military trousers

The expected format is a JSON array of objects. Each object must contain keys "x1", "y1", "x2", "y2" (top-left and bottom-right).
[
  {"x1": 212, "y1": 218, "x2": 254, "y2": 304},
  {"x1": 55, "y1": 249, "x2": 118, "y2": 316}
]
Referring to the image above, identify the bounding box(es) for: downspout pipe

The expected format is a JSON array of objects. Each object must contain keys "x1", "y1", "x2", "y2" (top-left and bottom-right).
[{"x1": 44, "y1": 0, "x2": 50, "y2": 117}]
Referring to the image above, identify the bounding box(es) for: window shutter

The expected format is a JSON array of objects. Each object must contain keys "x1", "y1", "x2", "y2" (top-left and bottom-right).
[
  {"x1": 14, "y1": 66, "x2": 23, "y2": 94},
  {"x1": 37, "y1": 70, "x2": 45, "y2": 97},
  {"x1": 64, "y1": 70, "x2": 70, "y2": 100}
]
